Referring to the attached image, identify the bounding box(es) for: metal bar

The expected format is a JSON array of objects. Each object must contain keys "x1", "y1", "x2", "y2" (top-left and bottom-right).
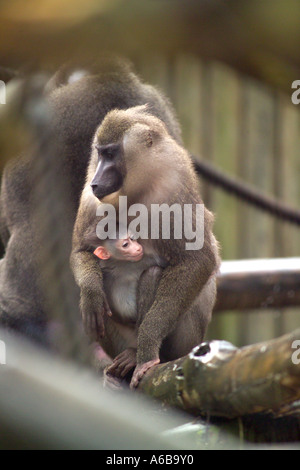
[{"x1": 215, "y1": 258, "x2": 300, "y2": 311}]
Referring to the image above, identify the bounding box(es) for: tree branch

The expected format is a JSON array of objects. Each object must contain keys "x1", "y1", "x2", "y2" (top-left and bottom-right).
[{"x1": 138, "y1": 329, "x2": 300, "y2": 419}]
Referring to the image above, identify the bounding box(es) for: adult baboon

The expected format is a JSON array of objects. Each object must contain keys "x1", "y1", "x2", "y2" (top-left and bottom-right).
[{"x1": 71, "y1": 105, "x2": 220, "y2": 387}]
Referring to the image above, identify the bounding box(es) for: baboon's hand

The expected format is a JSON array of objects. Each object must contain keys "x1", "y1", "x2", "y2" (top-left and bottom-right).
[
  {"x1": 130, "y1": 358, "x2": 160, "y2": 389},
  {"x1": 107, "y1": 348, "x2": 137, "y2": 379},
  {"x1": 80, "y1": 292, "x2": 112, "y2": 341}
]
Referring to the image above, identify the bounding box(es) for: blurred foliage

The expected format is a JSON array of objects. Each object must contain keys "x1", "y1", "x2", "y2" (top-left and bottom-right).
[
  {"x1": 0, "y1": 0, "x2": 118, "y2": 22},
  {"x1": 0, "y1": 0, "x2": 300, "y2": 93}
]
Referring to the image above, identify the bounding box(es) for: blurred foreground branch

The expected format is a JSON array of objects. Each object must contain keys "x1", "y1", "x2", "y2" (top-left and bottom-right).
[{"x1": 0, "y1": 329, "x2": 197, "y2": 450}]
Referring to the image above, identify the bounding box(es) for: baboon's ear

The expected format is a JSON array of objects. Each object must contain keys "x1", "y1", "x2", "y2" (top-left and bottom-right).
[
  {"x1": 123, "y1": 123, "x2": 160, "y2": 152},
  {"x1": 93, "y1": 246, "x2": 111, "y2": 260},
  {"x1": 146, "y1": 130, "x2": 153, "y2": 148}
]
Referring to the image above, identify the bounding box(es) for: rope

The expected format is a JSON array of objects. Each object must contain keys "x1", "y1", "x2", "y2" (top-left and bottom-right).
[{"x1": 192, "y1": 157, "x2": 300, "y2": 226}]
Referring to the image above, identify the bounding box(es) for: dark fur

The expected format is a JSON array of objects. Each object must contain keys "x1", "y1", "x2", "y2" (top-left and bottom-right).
[{"x1": 0, "y1": 58, "x2": 182, "y2": 345}]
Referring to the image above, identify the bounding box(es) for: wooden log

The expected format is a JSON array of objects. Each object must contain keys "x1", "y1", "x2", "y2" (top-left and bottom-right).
[
  {"x1": 215, "y1": 257, "x2": 300, "y2": 311},
  {"x1": 138, "y1": 329, "x2": 300, "y2": 419}
]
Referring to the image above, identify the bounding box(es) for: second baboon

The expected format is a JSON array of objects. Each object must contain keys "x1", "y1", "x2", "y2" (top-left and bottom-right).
[{"x1": 0, "y1": 58, "x2": 182, "y2": 346}]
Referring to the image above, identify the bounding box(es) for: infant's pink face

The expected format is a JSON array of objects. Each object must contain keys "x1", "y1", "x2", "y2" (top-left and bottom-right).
[{"x1": 115, "y1": 236, "x2": 143, "y2": 262}]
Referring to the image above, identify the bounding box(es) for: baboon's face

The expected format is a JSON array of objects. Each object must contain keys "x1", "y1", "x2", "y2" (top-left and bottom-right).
[
  {"x1": 90, "y1": 106, "x2": 170, "y2": 201},
  {"x1": 90, "y1": 142, "x2": 125, "y2": 200}
]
